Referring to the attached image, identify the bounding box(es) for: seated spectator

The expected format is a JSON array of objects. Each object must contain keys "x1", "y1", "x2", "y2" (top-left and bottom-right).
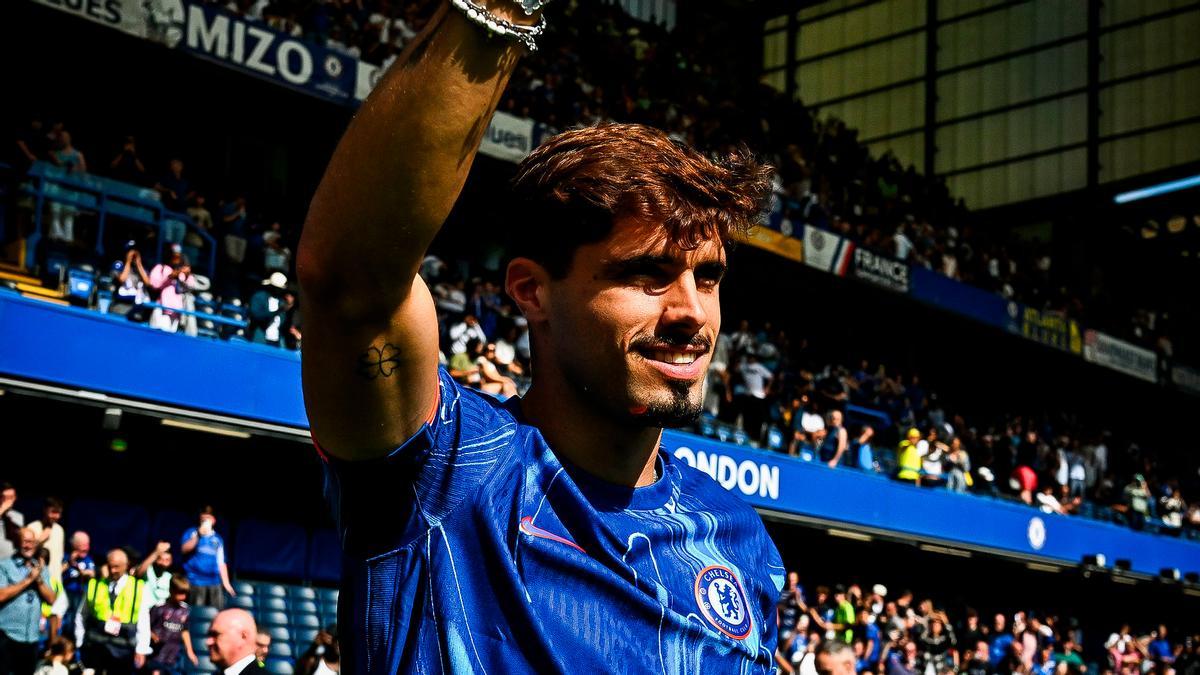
[
  {"x1": 146, "y1": 576, "x2": 199, "y2": 674},
  {"x1": 296, "y1": 627, "x2": 341, "y2": 675},
  {"x1": 449, "y1": 338, "x2": 484, "y2": 387},
  {"x1": 1036, "y1": 483, "x2": 1079, "y2": 516},
  {"x1": 110, "y1": 243, "x2": 152, "y2": 320},
  {"x1": 255, "y1": 629, "x2": 270, "y2": 666}
]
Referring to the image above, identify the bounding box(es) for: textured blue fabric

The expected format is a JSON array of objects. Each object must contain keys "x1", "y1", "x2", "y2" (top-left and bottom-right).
[{"x1": 323, "y1": 367, "x2": 785, "y2": 673}]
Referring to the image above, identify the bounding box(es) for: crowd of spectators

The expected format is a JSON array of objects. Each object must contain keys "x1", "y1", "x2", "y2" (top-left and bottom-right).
[
  {"x1": 0, "y1": 483, "x2": 339, "y2": 674},
  {"x1": 9, "y1": 0, "x2": 1187, "y2": 358},
  {"x1": 773, "y1": 570, "x2": 1199, "y2": 675},
  {"x1": 9, "y1": 118, "x2": 304, "y2": 350},
  {"x1": 707, "y1": 319, "x2": 1200, "y2": 537}
]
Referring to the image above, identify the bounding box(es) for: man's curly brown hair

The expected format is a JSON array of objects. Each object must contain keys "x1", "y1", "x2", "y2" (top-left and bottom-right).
[{"x1": 506, "y1": 123, "x2": 773, "y2": 278}]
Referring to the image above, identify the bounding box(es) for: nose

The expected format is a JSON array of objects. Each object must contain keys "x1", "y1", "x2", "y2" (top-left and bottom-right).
[{"x1": 660, "y1": 271, "x2": 709, "y2": 333}]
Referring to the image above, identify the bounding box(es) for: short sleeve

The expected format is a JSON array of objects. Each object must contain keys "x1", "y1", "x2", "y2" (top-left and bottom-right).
[{"x1": 322, "y1": 366, "x2": 516, "y2": 558}]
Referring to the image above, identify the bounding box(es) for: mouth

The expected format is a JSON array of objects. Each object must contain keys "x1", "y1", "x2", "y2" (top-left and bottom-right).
[{"x1": 633, "y1": 345, "x2": 708, "y2": 380}]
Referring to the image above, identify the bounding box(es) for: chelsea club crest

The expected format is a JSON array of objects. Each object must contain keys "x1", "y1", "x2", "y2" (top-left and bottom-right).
[{"x1": 694, "y1": 565, "x2": 752, "y2": 640}]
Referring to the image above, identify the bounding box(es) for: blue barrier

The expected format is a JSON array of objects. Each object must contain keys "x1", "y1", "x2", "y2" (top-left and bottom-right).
[
  {"x1": 21, "y1": 161, "x2": 218, "y2": 277},
  {"x1": 1, "y1": 291, "x2": 1198, "y2": 575}
]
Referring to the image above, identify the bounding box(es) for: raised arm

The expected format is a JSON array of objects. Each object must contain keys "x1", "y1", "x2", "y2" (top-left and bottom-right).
[{"x1": 297, "y1": 1, "x2": 533, "y2": 460}]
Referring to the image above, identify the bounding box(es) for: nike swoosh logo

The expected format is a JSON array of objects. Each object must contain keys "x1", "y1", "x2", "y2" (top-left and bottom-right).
[{"x1": 519, "y1": 516, "x2": 585, "y2": 553}]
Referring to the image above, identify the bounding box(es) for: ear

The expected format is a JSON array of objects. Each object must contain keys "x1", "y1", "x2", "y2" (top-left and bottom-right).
[{"x1": 505, "y1": 257, "x2": 550, "y2": 324}]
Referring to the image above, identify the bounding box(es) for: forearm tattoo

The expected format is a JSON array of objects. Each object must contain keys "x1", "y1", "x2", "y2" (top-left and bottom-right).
[{"x1": 358, "y1": 343, "x2": 403, "y2": 380}]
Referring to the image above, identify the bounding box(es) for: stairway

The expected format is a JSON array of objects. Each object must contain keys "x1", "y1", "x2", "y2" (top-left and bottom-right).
[{"x1": 0, "y1": 261, "x2": 69, "y2": 305}]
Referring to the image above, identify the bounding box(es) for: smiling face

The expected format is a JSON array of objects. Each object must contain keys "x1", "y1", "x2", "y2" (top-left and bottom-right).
[{"x1": 536, "y1": 218, "x2": 724, "y2": 428}]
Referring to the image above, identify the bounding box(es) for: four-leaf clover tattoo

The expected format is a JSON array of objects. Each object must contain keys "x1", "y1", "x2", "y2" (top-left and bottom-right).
[{"x1": 358, "y1": 343, "x2": 403, "y2": 380}]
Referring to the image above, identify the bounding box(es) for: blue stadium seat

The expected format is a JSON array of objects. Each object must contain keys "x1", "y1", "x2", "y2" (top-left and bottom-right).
[
  {"x1": 257, "y1": 583, "x2": 288, "y2": 599},
  {"x1": 233, "y1": 581, "x2": 256, "y2": 597},
  {"x1": 191, "y1": 605, "x2": 218, "y2": 621},
  {"x1": 292, "y1": 614, "x2": 321, "y2": 629},
  {"x1": 229, "y1": 595, "x2": 254, "y2": 611},
  {"x1": 235, "y1": 521, "x2": 307, "y2": 581},
  {"x1": 315, "y1": 588, "x2": 339, "y2": 604},
  {"x1": 291, "y1": 600, "x2": 319, "y2": 616},
  {"x1": 267, "y1": 642, "x2": 293, "y2": 659},
  {"x1": 295, "y1": 629, "x2": 320, "y2": 647},
  {"x1": 190, "y1": 620, "x2": 211, "y2": 637},
  {"x1": 320, "y1": 601, "x2": 338, "y2": 618},
  {"x1": 257, "y1": 597, "x2": 288, "y2": 612},
  {"x1": 265, "y1": 659, "x2": 294, "y2": 675},
  {"x1": 288, "y1": 586, "x2": 317, "y2": 601},
  {"x1": 261, "y1": 612, "x2": 290, "y2": 627},
  {"x1": 267, "y1": 626, "x2": 292, "y2": 642},
  {"x1": 307, "y1": 529, "x2": 342, "y2": 584}
]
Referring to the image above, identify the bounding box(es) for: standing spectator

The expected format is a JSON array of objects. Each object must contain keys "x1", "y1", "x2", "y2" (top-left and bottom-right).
[
  {"x1": 295, "y1": 628, "x2": 340, "y2": 675},
  {"x1": 734, "y1": 351, "x2": 774, "y2": 442},
  {"x1": 148, "y1": 245, "x2": 199, "y2": 333},
  {"x1": 186, "y1": 195, "x2": 214, "y2": 235},
  {"x1": 74, "y1": 549, "x2": 152, "y2": 674},
  {"x1": 918, "y1": 612, "x2": 957, "y2": 672},
  {"x1": 26, "y1": 498, "x2": 65, "y2": 584},
  {"x1": 248, "y1": 273, "x2": 292, "y2": 347},
  {"x1": 220, "y1": 194, "x2": 250, "y2": 272},
  {"x1": 61, "y1": 532, "x2": 94, "y2": 642},
  {"x1": 1121, "y1": 474, "x2": 1153, "y2": 530},
  {"x1": 944, "y1": 438, "x2": 971, "y2": 493},
  {"x1": 0, "y1": 484, "x2": 23, "y2": 561},
  {"x1": 134, "y1": 542, "x2": 173, "y2": 608},
  {"x1": 1148, "y1": 625, "x2": 1174, "y2": 668},
  {"x1": 818, "y1": 410, "x2": 848, "y2": 468},
  {"x1": 0, "y1": 529, "x2": 56, "y2": 674},
  {"x1": 180, "y1": 507, "x2": 234, "y2": 609},
  {"x1": 896, "y1": 429, "x2": 922, "y2": 485},
  {"x1": 14, "y1": 118, "x2": 48, "y2": 171},
  {"x1": 107, "y1": 136, "x2": 147, "y2": 187},
  {"x1": 856, "y1": 607, "x2": 881, "y2": 671},
  {"x1": 831, "y1": 585, "x2": 855, "y2": 644},
  {"x1": 110, "y1": 243, "x2": 152, "y2": 319},
  {"x1": 145, "y1": 577, "x2": 199, "y2": 674},
  {"x1": 261, "y1": 222, "x2": 292, "y2": 274},
  {"x1": 204, "y1": 609, "x2": 262, "y2": 674},
  {"x1": 448, "y1": 314, "x2": 486, "y2": 355},
  {"x1": 777, "y1": 571, "x2": 806, "y2": 645},
  {"x1": 154, "y1": 159, "x2": 193, "y2": 215},
  {"x1": 886, "y1": 640, "x2": 920, "y2": 675},
  {"x1": 48, "y1": 131, "x2": 87, "y2": 243}
]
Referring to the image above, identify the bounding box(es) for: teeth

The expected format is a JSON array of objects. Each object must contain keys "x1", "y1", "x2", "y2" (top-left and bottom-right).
[{"x1": 649, "y1": 350, "x2": 697, "y2": 365}]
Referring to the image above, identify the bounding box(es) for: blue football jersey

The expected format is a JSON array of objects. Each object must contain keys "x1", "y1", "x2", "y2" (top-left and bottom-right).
[{"x1": 322, "y1": 367, "x2": 785, "y2": 673}]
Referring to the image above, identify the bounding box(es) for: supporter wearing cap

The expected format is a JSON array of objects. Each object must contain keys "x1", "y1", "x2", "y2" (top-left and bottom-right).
[{"x1": 249, "y1": 272, "x2": 295, "y2": 348}]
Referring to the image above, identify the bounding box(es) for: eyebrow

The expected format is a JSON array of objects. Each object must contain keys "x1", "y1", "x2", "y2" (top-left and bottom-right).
[{"x1": 599, "y1": 254, "x2": 727, "y2": 280}]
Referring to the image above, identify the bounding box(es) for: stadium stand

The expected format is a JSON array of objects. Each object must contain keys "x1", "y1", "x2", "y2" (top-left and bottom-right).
[{"x1": 3, "y1": 0, "x2": 1200, "y2": 673}]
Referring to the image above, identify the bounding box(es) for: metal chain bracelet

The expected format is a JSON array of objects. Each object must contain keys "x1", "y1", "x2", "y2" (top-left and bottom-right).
[{"x1": 449, "y1": 0, "x2": 549, "y2": 53}]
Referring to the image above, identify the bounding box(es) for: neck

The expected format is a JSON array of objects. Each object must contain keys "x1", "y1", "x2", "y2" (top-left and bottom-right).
[{"x1": 520, "y1": 371, "x2": 662, "y2": 488}]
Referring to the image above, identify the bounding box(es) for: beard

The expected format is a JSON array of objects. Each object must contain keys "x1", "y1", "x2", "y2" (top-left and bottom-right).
[{"x1": 636, "y1": 377, "x2": 704, "y2": 428}]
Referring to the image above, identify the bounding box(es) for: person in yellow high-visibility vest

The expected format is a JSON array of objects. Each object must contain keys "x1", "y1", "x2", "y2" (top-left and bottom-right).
[
  {"x1": 74, "y1": 548, "x2": 152, "y2": 675},
  {"x1": 896, "y1": 427, "x2": 923, "y2": 485}
]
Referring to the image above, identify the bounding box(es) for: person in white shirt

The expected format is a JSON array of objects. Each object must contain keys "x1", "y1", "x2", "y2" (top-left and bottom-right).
[
  {"x1": 134, "y1": 541, "x2": 173, "y2": 607},
  {"x1": 206, "y1": 608, "x2": 261, "y2": 674},
  {"x1": 26, "y1": 498, "x2": 65, "y2": 584},
  {"x1": 448, "y1": 314, "x2": 486, "y2": 354}
]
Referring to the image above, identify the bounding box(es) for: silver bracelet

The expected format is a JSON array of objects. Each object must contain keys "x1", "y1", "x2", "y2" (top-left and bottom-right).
[{"x1": 449, "y1": 0, "x2": 548, "y2": 53}]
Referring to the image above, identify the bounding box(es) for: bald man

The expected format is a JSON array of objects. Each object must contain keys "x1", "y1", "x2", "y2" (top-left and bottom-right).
[
  {"x1": 0, "y1": 528, "x2": 55, "y2": 674},
  {"x1": 75, "y1": 548, "x2": 152, "y2": 675},
  {"x1": 207, "y1": 608, "x2": 264, "y2": 673}
]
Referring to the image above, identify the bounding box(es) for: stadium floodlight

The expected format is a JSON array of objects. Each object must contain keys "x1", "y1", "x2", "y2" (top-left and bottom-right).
[
  {"x1": 1113, "y1": 173, "x2": 1200, "y2": 204},
  {"x1": 1081, "y1": 554, "x2": 1106, "y2": 568},
  {"x1": 1159, "y1": 568, "x2": 1181, "y2": 582}
]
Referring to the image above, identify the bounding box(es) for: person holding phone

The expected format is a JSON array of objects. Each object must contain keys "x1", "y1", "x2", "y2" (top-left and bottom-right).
[{"x1": 179, "y1": 507, "x2": 234, "y2": 609}]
